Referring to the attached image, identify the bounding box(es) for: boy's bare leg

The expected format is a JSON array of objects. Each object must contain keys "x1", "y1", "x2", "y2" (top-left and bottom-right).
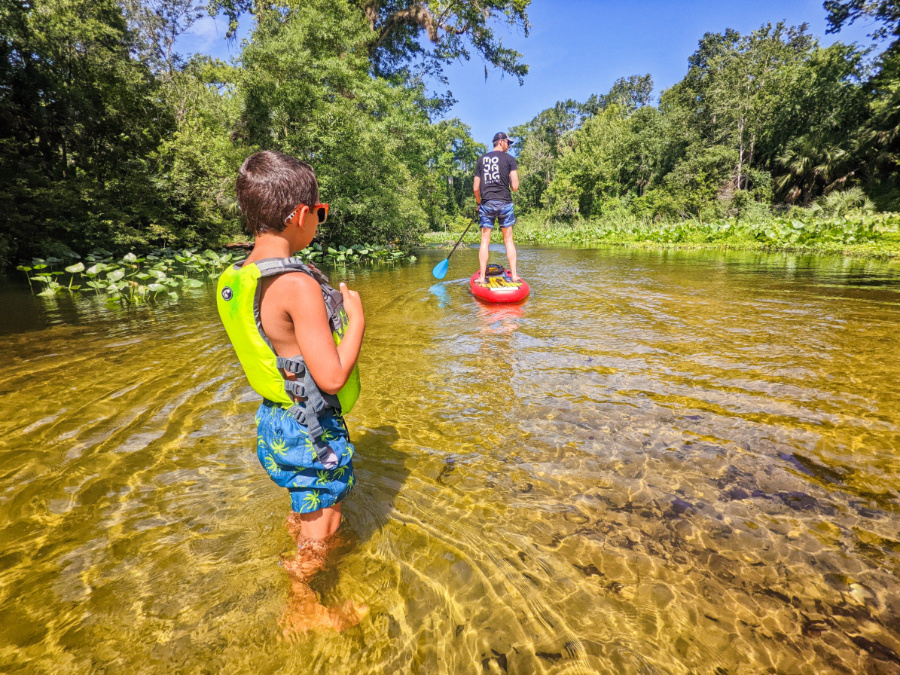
[
  {"x1": 280, "y1": 503, "x2": 367, "y2": 635},
  {"x1": 286, "y1": 502, "x2": 343, "y2": 542},
  {"x1": 478, "y1": 227, "x2": 492, "y2": 283},
  {"x1": 502, "y1": 226, "x2": 520, "y2": 281}
]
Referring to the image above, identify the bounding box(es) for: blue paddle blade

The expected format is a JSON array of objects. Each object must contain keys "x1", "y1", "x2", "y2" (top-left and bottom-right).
[{"x1": 432, "y1": 257, "x2": 449, "y2": 280}]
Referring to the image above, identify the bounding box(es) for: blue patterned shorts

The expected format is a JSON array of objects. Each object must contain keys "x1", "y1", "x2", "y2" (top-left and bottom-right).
[{"x1": 255, "y1": 401, "x2": 355, "y2": 513}]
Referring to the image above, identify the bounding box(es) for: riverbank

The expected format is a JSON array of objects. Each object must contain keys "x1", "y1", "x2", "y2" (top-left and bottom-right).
[{"x1": 423, "y1": 213, "x2": 900, "y2": 259}]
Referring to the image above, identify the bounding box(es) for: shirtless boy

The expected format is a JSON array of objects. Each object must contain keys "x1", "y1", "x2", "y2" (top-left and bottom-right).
[{"x1": 217, "y1": 150, "x2": 366, "y2": 633}]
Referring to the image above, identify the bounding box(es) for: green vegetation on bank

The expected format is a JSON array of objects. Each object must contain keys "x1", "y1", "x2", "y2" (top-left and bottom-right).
[
  {"x1": 15, "y1": 243, "x2": 416, "y2": 305},
  {"x1": 0, "y1": 0, "x2": 524, "y2": 268},
  {"x1": 16, "y1": 249, "x2": 237, "y2": 304},
  {"x1": 425, "y1": 209, "x2": 900, "y2": 259},
  {"x1": 3, "y1": 0, "x2": 900, "y2": 268}
]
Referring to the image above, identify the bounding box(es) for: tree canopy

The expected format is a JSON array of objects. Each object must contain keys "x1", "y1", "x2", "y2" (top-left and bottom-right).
[
  {"x1": 0, "y1": 0, "x2": 523, "y2": 265},
  {"x1": 2, "y1": 0, "x2": 899, "y2": 268},
  {"x1": 510, "y1": 18, "x2": 897, "y2": 223}
]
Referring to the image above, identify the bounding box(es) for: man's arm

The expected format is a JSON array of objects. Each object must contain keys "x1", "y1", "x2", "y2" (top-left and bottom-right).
[
  {"x1": 473, "y1": 175, "x2": 481, "y2": 205},
  {"x1": 509, "y1": 170, "x2": 519, "y2": 192}
]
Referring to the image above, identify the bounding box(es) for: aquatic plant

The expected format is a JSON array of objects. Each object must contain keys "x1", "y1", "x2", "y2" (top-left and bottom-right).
[
  {"x1": 15, "y1": 242, "x2": 417, "y2": 305},
  {"x1": 294, "y1": 242, "x2": 416, "y2": 266},
  {"x1": 16, "y1": 248, "x2": 235, "y2": 304}
]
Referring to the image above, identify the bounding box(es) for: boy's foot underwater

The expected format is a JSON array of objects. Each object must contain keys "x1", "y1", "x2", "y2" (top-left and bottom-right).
[{"x1": 279, "y1": 516, "x2": 368, "y2": 635}]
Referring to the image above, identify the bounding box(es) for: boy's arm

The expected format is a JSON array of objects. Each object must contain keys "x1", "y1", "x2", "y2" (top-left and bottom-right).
[{"x1": 284, "y1": 274, "x2": 365, "y2": 395}]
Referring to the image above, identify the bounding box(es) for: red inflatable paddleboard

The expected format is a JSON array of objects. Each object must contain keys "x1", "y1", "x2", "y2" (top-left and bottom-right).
[{"x1": 470, "y1": 267, "x2": 530, "y2": 303}]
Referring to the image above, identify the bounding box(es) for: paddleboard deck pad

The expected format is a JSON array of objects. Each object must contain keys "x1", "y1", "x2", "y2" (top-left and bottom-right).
[{"x1": 470, "y1": 266, "x2": 530, "y2": 303}]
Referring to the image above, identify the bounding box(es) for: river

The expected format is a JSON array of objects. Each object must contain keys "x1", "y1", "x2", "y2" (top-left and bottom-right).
[{"x1": 1, "y1": 246, "x2": 899, "y2": 674}]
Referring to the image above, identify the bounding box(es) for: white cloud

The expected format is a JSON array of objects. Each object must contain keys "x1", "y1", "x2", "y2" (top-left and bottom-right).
[{"x1": 175, "y1": 13, "x2": 236, "y2": 60}]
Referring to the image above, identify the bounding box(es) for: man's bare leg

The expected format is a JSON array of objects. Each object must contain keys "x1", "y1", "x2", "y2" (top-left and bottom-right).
[
  {"x1": 502, "y1": 226, "x2": 520, "y2": 281},
  {"x1": 478, "y1": 227, "x2": 492, "y2": 283},
  {"x1": 280, "y1": 503, "x2": 367, "y2": 635}
]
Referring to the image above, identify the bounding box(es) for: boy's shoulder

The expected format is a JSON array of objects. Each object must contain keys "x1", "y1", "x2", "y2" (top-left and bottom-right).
[{"x1": 264, "y1": 267, "x2": 322, "y2": 311}]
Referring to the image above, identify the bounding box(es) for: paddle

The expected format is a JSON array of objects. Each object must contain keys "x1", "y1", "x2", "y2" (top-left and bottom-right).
[{"x1": 432, "y1": 212, "x2": 478, "y2": 280}]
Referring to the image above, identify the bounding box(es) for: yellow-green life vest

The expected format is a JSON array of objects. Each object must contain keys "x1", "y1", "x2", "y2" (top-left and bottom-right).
[{"x1": 216, "y1": 257, "x2": 361, "y2": 456}]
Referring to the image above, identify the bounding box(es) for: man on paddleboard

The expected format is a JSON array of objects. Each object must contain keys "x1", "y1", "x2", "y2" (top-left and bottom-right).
[{"x1": 473, "y1": 132, "x2": 520, "y2": 284}]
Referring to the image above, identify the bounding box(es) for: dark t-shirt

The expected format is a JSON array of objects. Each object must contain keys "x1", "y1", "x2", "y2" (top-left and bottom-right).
[{"x1": 475, "y1": 150, "x2": 518, "y2": 203}]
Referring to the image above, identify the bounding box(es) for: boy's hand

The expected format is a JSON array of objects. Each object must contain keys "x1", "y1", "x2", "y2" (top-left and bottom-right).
[{"x1": 339, "y1": 282, "x2": 364, "y2": 324}]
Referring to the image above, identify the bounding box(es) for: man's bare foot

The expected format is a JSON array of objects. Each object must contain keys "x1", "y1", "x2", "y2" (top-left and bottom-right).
[
  {"x1": 477, "y1": 276, "x2": 486, "y2": 284},
  {"x1": 511, "y1": 275, "x2": 522, "y2": 283}
]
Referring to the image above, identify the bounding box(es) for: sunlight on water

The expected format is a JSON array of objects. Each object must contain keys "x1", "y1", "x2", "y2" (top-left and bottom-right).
[{"x1": 1, "y1": 247, "x2": 899, "y2": 674}]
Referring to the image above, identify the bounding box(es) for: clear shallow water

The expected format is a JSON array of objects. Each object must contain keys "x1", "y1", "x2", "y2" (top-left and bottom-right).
[{"x1": 1, "y1": 246, "x2": 900, "y2": 674}]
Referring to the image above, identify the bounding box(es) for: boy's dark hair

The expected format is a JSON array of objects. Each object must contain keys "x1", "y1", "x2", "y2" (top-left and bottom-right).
[{"x1": 236, "y1": 150, "x2": 319, "y2": 235}]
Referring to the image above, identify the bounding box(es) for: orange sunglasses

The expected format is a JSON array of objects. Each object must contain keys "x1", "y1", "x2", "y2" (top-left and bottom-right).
[{"x1": 284, "y1": 202, "x2": 329, "y2": 225}]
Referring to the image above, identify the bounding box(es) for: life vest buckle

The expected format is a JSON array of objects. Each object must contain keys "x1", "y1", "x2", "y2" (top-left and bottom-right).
[{"x1": 276, "y1": 355, "x2": 306, "y2": 377}]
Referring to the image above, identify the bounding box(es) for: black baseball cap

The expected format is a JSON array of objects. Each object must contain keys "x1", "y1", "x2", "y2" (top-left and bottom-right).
[{"x1": 492, "y1": 132, "x2": 514, "y2": 145}]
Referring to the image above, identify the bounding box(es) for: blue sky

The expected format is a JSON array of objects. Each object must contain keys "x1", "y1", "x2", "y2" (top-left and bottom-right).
[{"x1": 176, "y1": 0, "x2": 883, "y2": 148}]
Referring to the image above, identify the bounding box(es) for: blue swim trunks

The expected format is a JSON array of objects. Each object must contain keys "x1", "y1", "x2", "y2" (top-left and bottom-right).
[
  {"x1": 478, "y1": 200, "x2": 516, "y2": 229},
  {"x1": 255, "y1": 401, "x2": 355, "y2": 513}
]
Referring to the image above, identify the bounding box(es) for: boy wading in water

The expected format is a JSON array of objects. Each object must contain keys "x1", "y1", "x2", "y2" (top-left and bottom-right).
[{"x1": 217, "y1": 150, "x2": 367, "y2": 634}]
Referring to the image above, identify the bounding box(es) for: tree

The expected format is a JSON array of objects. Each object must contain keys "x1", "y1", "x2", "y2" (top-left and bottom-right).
[
  {"x1": 580, "y1": 74, "x2": 654, "y2": 116},
  {"x1": 510, "y1": 100, "x2": 580, "y2": 211},
  {"x1": 151, "y1": 57, "x2": 247, "y2": 244},
  {"x1": 120, "y1": 0, "x2": 205, "y2": 75},
  {"x1": 825, "y1": 0, "x2": 900, "y2": 207},
  {"x1": 208, "y1": 0, "x2": 530, "y2": 84},
  {"x1": 544, "y1": 105, "x2": 633, "y2": 218},
  {"x1": 771, "y1": 42, "x2": 869, "y2": 203},
  {"x1": 669, "y1": 24, "x2": 818, "y2": 193},
  {"x1": 423, "y1": 119, "x2": 485, "y2": 225},
  {"x1": 238, "y1": 0, "x2": 449, "y2": 245},
  {"x1": 0, "y1": 0, "x2": 174, "y2": 262},
  {"x1": 824, "y1": 0, "x2": 900, "y2": 46}
]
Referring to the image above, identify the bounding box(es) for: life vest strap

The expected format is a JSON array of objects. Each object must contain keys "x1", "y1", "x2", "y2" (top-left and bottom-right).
[
  {"x1": 254, "y1": 257, "x2": 310, "y2": 277},
  {"x1": 279, "y1": 358, "x2": 341, "y2": 469},
  {"x1": 276, "y1": 355, "x2": 306, "y2": 376}
]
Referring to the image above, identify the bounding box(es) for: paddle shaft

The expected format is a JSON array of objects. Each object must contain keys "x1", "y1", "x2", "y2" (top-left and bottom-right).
[{"x1": 443, "y1": 212, "x2": 478, "y2": 262}]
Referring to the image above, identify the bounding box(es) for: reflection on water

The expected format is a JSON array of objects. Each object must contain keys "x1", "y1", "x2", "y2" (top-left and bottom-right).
[
  {"x1": 1, "y1": 247, "x2": 900, "y2": 673},
  {"x1": 428, "y1": 282, "x2": 452, "y2": 308}
]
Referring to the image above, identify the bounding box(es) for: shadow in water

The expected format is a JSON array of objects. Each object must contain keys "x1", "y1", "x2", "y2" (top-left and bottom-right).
[{"x1": 342, "y1": 425, "x2": 409, "y2": 547}]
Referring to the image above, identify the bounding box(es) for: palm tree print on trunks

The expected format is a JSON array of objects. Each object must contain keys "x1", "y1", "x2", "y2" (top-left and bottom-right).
[{"x1": 302, "y1": 491, "x2": 322, "y2": 511}]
